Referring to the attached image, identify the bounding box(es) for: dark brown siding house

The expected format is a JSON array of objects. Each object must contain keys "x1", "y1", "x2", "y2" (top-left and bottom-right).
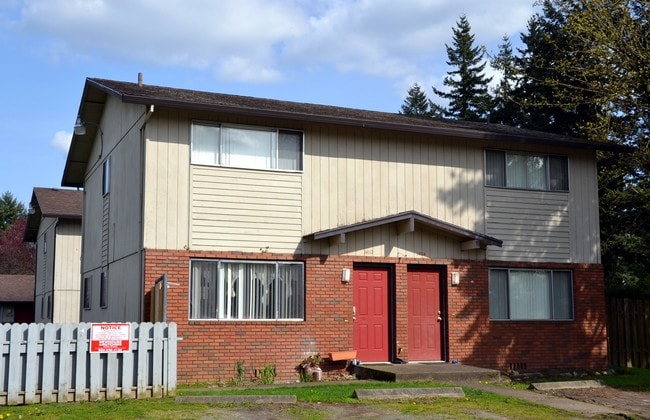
[{"x1": 0, "y1": 275, "x2": 35, "y2": 323}]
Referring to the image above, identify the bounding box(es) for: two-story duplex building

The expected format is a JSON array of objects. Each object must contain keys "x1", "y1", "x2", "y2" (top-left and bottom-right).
[
  {"x1": 61, "y1": 77, "x2": 628, "y2": 383},
  {"x1": 24, "y1": 187, "x2": 83, "y2": 323}
]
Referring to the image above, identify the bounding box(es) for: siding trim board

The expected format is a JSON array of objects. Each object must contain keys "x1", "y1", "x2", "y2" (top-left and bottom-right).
[{"x1": 310, "y1": 210, "x2": 502, "y2": 250}]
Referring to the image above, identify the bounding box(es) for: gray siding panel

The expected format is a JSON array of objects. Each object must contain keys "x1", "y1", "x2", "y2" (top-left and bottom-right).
[{"x1": 486, "y1": 188, "x2": 570, "y2": 262}]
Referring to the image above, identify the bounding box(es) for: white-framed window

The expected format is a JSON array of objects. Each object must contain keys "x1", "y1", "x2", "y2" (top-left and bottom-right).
[
  {"x1": 100, "y1": 272, "x2": 108, "y2": 309},
  {"x1": 189, "y1": 259, "x2": 305, "y2": 321},
  {"x1": 485, "y1": 150, "x2": 569, "y2": 191},
  {"x1": 489, "y1": 269, "x2": 573, "y2": 320},
  {"x1": 102, "y1": 158, "x2": 111, "y2": 195},
  {"x1": 191, "y1": 122, "x2": 303, "y2": 171},
  {"x1": 83, "y1": 276, "x2": 92, "y2": 310}
]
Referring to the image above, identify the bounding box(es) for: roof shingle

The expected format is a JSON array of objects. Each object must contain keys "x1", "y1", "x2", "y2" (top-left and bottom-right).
[{"x1": 0, "y1": 275, "x2": 35, "y2": 302}]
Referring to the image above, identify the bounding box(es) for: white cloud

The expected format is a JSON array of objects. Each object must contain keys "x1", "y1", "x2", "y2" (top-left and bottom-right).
[
  {"x1": 11, "y1": 0, "x2": 535, "y2": 85},
  {"x1": 50, "y1": 130, "x2": 72, "y2": 153}
]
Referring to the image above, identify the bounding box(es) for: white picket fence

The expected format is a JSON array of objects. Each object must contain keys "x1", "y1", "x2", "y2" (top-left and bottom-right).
[{"x1": 0, "y1": 322, "x2": 177, "y2": 405}]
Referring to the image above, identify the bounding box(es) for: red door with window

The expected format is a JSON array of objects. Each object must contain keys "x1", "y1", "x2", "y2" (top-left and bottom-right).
[
  {"x1": 353, "y1": 267, "x2": 389, "y2": 362},
  {"x1": 408, "y1": 268, "x2": 443, "y2": 361}
]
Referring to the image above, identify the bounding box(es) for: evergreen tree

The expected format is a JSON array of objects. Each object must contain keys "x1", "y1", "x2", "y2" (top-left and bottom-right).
[
  {"x1": 0, "y1": 191, "x2": 26, "y2": 232},
  {"x1": 489, "y1": 35, "x2": 522, "y2": 126},
  {"x1": 511, "y1": 0, "x2": 649, "y2": 297},
  {"x1": 399, "y1": 83, "x2": 433, "y2": 117},
  {"x1": 432, "y1": 15, "x2": 493, "y2": 121}
]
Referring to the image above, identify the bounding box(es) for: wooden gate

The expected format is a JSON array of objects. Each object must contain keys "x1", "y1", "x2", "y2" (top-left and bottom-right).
[{"x1": 607, "y1": 298, "x2": 650, "y2": 368}]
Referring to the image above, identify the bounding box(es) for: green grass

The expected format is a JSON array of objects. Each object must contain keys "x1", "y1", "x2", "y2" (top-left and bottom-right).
[
  {"x1": 7, "y1": 374, "x2": 650, "y2": 419},
  {"x1": 600, "y1": 367, "x2": 650, "y2": 391},
  {"x1": 0, "y1": 385, "x2": 575, "y2": 420}
]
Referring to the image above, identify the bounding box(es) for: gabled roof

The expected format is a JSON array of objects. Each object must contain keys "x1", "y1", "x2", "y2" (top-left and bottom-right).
[
  {"x1": 62, "y1": 77, "x2": 633, "y2": 187},
  {"x1": 24, "y1": 188, "x2": 83, "y2": 242},
  {"x1": 309, "y1": 210, "x2": 502, "y2": 250},
  {"x1": 0, "y1": 275, "x2": 35, "y2": 302}
]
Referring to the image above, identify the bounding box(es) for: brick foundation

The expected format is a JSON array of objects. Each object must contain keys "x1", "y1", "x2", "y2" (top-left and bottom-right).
[{"x1": 144, "y1": 249, "x2": 608, "y2": 383}]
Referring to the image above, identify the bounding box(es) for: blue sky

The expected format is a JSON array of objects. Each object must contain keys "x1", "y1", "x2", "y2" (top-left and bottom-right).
[{"x1": 0, "y1": 0, "x2": 536, "y2": 206}]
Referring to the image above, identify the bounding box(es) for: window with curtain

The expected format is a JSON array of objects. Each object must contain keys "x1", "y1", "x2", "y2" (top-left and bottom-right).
[
  {"x1": 485, "y1": 150, "x2": 569, "y2": 191},
  {"x1": 189, "y1": 259, "x2": 305, "y2": 320},
  {"x1": 191, "y1": 122, "x2": 303, "y2": 171},
  {"x1": 489, "y1": 269, "x2": 573, "y2": 320}
]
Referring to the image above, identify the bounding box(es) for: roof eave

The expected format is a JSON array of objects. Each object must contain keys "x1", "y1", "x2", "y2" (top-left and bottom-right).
[{"x1": 309, "y1": 210, "x2": 502, "y2": 250}]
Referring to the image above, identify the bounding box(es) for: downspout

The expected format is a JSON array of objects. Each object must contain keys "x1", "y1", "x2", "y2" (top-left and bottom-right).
[{"x1": 138, "y1": 104, "x2": 155, "y2": 322}]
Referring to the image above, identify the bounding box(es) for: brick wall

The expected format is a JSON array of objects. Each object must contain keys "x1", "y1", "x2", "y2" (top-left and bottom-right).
[
  {"x1": 144, "y1": 250, "x2": 608, "y2": 383},
  {"x1": 445, "y1": 261, "x2": 608, "y2": 372}
]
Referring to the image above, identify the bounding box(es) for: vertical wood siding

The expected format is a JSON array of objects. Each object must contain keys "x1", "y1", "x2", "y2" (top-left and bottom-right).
[
  {"x1": 53, "y1": 221, "x2": 82, "y2": 322},
  {"x1": 302, "y1": 126, "x2": 485, "y2": 259},
  {"x1": 143, "y1": 109, "x2": 190, "y2": 250}
]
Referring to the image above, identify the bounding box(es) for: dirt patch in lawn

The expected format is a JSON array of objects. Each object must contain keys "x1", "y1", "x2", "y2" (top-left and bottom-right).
[{"x1": 542, "y1": 387, "x2": 650, "y2": 419}]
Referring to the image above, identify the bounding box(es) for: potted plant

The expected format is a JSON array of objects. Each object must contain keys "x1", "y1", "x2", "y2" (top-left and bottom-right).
[{"x1": 300, "y1": 353, "x2": 323, "y2": 381}]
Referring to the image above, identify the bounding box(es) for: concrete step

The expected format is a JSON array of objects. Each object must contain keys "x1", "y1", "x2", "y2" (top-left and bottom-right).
[{"x1": 354, "y1": 362, "x2": 501, "y2": 383}]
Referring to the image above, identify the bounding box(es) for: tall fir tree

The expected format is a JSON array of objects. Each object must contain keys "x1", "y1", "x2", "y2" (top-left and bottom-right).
[
  {"x1": 511, "y1": 2, "x2": 599, "y2": 136},
  {"x1": 432, "y1": 15, "x2": 492, "y2": 121},
  {"x1": 0, "y1": 191, "x2": 26, "y2": 232},
  {"x1": 510, "y1": 0, "x2": 649, "y2": 297},
  {"x1": 399, "y1": 83, "x2": 433, "y2": 117},
  {"x1": 489, "y1": 35, "x2": 522, "y2": 126}
]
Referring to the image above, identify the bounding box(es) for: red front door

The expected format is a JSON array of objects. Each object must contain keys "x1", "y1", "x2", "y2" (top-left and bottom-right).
[
  {"x1": 408, "y1": 268, "x2": 443, "y2": 361},
  {"x1": 353, "y1": 267, "x2": 389, "y2": 362}
]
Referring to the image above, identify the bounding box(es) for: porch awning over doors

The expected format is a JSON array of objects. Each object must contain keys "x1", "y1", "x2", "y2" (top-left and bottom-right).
[{"x1": 308, "y1": 210, "x2": 502, "y2": 250}]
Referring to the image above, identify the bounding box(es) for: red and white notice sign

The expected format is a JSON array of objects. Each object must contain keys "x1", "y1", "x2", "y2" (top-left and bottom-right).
[{"x1": 90, "y1": 323, "x2": 131, "y2": 353}]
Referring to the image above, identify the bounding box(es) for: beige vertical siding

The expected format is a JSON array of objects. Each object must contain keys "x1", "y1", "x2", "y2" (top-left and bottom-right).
[
  {"x1": 53, "y1": 220, "x2": 81, "y2": 322},
  {"x1": 301, "y1": 126, "x2": 486, "y2": 259},
  {"x1": 568, "y1": 152, "x2": 601, "y2": 263},
  {"x1": 190, "y1": 166, "x2": 303, "y2": 253},
  {"x1": 142, "y1": 109, "x2": 190, "y2": 250}
]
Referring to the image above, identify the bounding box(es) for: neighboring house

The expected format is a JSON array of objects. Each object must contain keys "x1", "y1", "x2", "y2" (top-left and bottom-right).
[
  {"x1": 24, "y1": 187, "x2": 83, "y2": 323},
  {"x1": 61, "y1": 77, "x2": 630, "y2": 383},
  {"x1": 0, "y1": 275, "x2": 35, "y2": 323}
]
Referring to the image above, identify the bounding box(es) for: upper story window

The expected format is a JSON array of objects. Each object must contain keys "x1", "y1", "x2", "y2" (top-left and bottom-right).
[
  {"x1": 191, "y1": 122, "x2": 303, "y2": 171},
  {"x1": 485, "y1": 150, "x2": 569, "y2": 191}
]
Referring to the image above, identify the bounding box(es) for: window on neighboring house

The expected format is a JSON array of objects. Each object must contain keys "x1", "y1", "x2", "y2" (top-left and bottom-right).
[
  {"x1": 83, "y1": 276, "x2": 92, "y2": 310},
  {"x1": 485, "y1": 150, "x2": 569, "y2": 191},
  {"x1": 100, "y1": 272, "x2": 108, "y2": 308},
  {"x1": 102, "y1": 158, "x2": 111, "y2": 195},
  {"x1": 191, "y1": 122, "x2": 303, "y2": 171},
  {"x1": 47, "y1": 294, "x2": 52, "y2": 319},
  {"x1": 189, "y1": 259, "x2": 305, "y2": 320},
  {"x1": 489, "y1": 269, "x2": 573, "y2": 320},
  {"x1": 43, "y1": 232, "x2": 47, "y2": 254},
  {"x1": 40, "y1": 296, "x2": 44, "y2": 319}
]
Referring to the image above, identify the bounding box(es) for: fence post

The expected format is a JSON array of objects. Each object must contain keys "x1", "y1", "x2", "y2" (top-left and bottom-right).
[
  {"x1": 74, "y1": 323, "x2": 89, "y2": 402},
  {"x1": 24, "y1": 323, "x2": 40, "y2": 404},
  {"x1": 7, "y1": 324, "x2": 23, "y2": 405}
]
